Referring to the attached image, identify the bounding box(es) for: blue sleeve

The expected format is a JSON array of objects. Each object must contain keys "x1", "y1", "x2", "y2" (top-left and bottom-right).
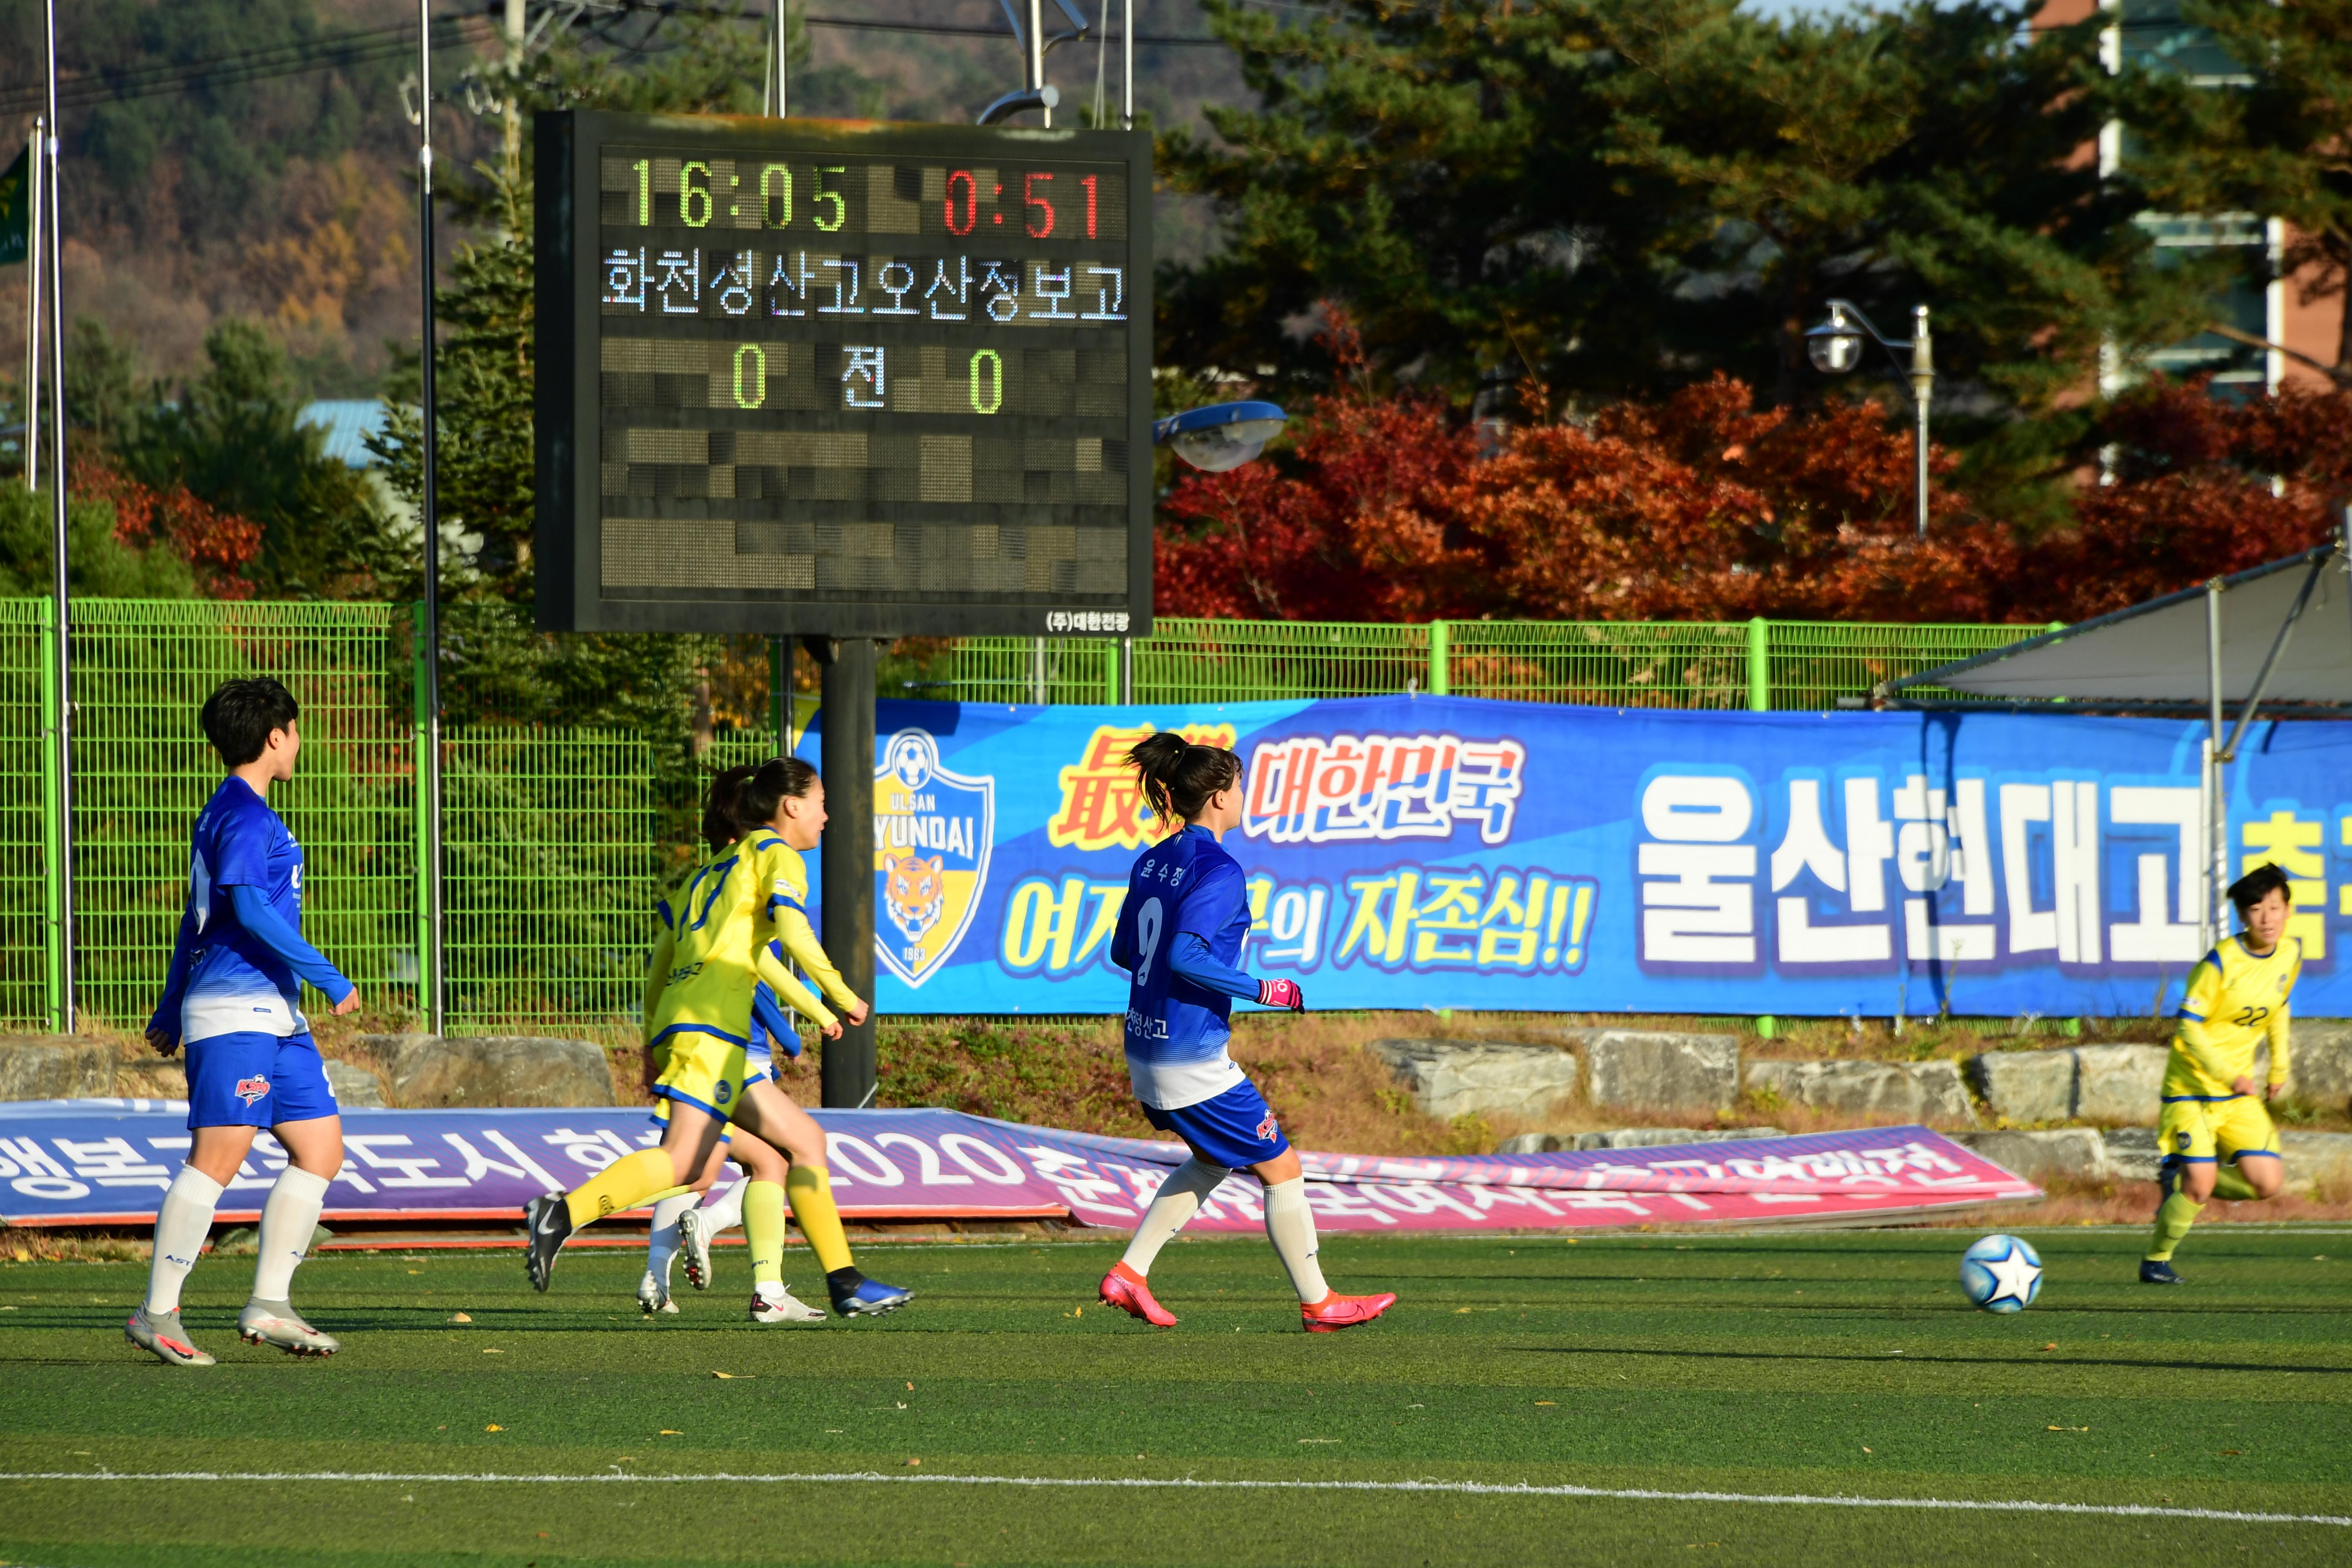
[
  {"x1": 751, "y1": 983, "x2": 800, "y2": 1059},
  {"x1": 1174, "y1": 862, "x2": 1245, "y2": 941},
  {"x1": 228, "y1": 883, "x2": 354, "y2": 1004},
  {"x1": 147, "y1": 901, "x2": 199, "y2": 1041},
  {"x1": 210, "y1": 799, "x2": 273, "y2": 888},
  {"x1": 1110, "y1": 902, "x2": 1137, "y2": 972},
  {"x1": 1168, "y1": 932, "x2": 1258, "y2": 1002}
]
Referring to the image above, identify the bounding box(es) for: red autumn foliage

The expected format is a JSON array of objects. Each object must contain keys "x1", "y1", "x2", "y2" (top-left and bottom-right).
[
  {"x1": 77, "y1": 464, "x2": 264, "y2": 599},
  {"x1": 1156, "y1": 358, "x2": 2352, "y2": 626}
]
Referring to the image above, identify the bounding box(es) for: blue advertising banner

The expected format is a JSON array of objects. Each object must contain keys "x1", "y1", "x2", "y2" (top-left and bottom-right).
[{"x1": 781, "y1": 699, "x2": 2352, "y2": 1019}]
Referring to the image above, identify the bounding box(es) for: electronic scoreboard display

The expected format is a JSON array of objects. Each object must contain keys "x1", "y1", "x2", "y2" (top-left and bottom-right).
[{"x1": 534, "y1": 112, "x2": 1153, "y2": 637}]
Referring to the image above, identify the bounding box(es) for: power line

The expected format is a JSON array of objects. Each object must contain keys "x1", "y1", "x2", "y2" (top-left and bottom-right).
[{"x1": 0, "y1": 15, "x2": 493, "y2": 121}]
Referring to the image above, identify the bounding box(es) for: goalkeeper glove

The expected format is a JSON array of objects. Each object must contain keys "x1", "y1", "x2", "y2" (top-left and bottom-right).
[{"x1": 1257, "y1": 978, "x2": 1305, "y2": 1012}]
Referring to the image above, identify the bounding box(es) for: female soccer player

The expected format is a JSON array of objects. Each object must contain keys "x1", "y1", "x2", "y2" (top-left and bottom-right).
[
  {"x1": 2142, "y1": 863, "x2": 2300, "y2": 1284},
  {"x1": 528, "y1": 760, "x2": 908, "y2": 1320},
  {"x1": 638, "y1": 949, "x2": 808, "y2": 1319},
  {"x1": 130, "y1": 677, "x2": 360, "y2": 1365},
  {"x1": 1095, "y1": 733, "x2": 1395, "y2": 1332}
]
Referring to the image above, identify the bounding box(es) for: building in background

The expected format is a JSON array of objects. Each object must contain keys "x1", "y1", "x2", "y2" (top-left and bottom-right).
[{"x1": 2040, "y1": 0, "x2": 2344, "y2": 395}]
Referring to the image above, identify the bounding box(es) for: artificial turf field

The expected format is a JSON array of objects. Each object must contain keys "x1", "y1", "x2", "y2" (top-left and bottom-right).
[{"x1": 0, "y1": 1227, "x2": 2347, "y2": 1568}]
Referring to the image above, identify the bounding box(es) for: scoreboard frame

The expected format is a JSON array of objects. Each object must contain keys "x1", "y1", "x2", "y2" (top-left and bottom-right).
[{"x1": 534, "y1": 109, "x2": 1155, "y2": 639}]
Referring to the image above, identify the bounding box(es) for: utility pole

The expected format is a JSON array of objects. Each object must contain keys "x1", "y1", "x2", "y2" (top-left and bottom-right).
[
  {"x1": 417, "y1": 0, "x2": 446, "y2": 1034},
  {"x1": 808, "y1": 636, "x2": 877, "y2": 1109},
  {"x1": 502, "y1": 0, "x2": 525, "y2": 191},
  {"x1": 21, "y1": 117, "x2": 39, "y2": 492},
  {"x1": 765, "y1": 0, "x2": 788, "y2": 118},
  {"x1": 42, "y1": 0, "x2": 73, "y2": 1032}
]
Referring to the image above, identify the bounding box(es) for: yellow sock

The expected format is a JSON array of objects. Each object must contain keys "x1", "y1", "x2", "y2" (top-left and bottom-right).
[
  {"x1": 785, "y1": 1165, "x2": 853, "y2": 1274},
  {"x1": 564, "y1": 1149, "x2": 677, "y2": 1231},
  {"x1": 2146, "y1": 1191, "x2": 2203, "y2": 1262},
  {"x1": 2210, "y1": 1164, "x2": 2259, "y2": 1202},
  {"x1": 744, "y1": 1180, "x2": 787, "y2": 1288}
]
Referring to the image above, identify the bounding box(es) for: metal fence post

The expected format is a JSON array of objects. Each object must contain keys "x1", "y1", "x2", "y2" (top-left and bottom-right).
[
  {"x1": 411, "y1": 602, "x2": 436, "y2": 1026},
  {"x1": 37, "y1": 595, "x2": 61, "y2": 1032},
  {"x1": 1428, "y1": 620, "x2": 1449, "y2": 696},
  {"x1": 1747, "y1": 617, "x2": 1769, "y2": 711}
]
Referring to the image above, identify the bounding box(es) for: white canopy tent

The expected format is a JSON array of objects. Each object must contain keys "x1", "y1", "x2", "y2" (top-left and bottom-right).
[{"x1": 1884, "y1": 518, "x2": 2352, "y2": 940}]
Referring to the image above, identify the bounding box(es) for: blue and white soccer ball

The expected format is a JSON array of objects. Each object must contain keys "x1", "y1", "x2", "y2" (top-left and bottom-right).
[{"x1": 1960, "y1": 1234, "x2": 2043, "y2": 1312}]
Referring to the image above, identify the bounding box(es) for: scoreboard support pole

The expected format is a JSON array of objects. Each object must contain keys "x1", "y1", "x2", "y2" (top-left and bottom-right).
[{"x1": 809, "y1": 634, "x2": 878, "y2": 1109}]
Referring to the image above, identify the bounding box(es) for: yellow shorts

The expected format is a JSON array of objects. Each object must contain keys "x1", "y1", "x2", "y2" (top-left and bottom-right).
[
  {"x1": 650, "y1": 1030, "x2": 749, "y2": 1123},
  {"x1": 2158, "y1": 1095, "x2": 2282, "y2": 1166}
]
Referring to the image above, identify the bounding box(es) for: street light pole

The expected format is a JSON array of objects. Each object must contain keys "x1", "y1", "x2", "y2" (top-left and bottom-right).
[
  {"x1": 1805, "y1": 298, "x2": 1936, "y2": 539},
  {"x1": 1908, "y1": 305, "x2": 1933, "y2": 542}
]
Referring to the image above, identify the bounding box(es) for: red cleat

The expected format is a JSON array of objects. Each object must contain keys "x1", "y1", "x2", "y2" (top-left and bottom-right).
[
  {"x1": 1301, "y1": 1290, "x2": 1396, "y2": 1333},
  {"x1": 1099, "y1": 1262, "x2": 1178, "y2": 1326}
]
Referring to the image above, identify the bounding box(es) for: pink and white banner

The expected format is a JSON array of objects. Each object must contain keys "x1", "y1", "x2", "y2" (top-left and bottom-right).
[{"x1": 0, "y1": 1100, "x2": 2037, "y2": 1233}]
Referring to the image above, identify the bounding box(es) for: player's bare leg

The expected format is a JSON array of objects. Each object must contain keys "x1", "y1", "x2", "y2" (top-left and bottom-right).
[
  {"x1": 734, "y1": 1083, "x2": 907, "y2": 1317},
  {"x1": 530, "y1": 1108, "x2": 725, "y2": 1291}
]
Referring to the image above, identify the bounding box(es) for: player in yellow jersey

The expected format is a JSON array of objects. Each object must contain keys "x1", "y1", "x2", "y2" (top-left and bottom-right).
[
  {"x1": 2142, "y1": 864, "x2": 2298, "y2": 1285},
  {"x1": 526, "y1": 759, "x2": 910, "y2": 1318}
]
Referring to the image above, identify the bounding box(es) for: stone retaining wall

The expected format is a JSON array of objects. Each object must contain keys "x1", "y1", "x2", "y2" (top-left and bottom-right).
[{"x1": 0, "y1": 1033, "x2": 611, "y2": 1110}]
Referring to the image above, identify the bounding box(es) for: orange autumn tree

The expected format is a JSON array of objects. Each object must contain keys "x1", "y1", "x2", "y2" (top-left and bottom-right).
[
  {"x1": 78, "y1": 464, "x2": 265, "y2": 599},
  {"x1": 1156, "y1": 369, "x2": 2352, "y2": 626}
]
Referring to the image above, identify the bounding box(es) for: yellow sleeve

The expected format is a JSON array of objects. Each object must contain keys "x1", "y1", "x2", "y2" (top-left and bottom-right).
[
  {"x1": 2270, "y1": 947, "x2": 2300, "y2": 1089},
  {"x1": 641, "y1": 921, "x2": 675, "y2": 1041},
  {"x1": 776, "y1": 902, "x2": 860, "y2": 1013},
  {"x1": 2175, "y1": 955, "x2": 2240, "y2": 1086},
  {"x1": 757, "y1": 941, "x2": 835, "y2": 1029}
]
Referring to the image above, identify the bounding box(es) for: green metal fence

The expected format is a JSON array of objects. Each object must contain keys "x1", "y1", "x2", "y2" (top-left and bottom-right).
[
  {"x1": 0, "y1": 600, "x2": 2053, "y2": 1033},
  {"x1": 948, "y1": 618, "x2": 2049, "y2": 710}
]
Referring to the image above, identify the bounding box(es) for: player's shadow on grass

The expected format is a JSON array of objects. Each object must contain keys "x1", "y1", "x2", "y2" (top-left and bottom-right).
[{"x1": 1510, "y1": 1344, "x2": 2352, "y2": 1375}]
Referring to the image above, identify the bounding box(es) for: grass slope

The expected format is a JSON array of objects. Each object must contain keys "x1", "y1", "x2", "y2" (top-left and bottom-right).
[{"x1": 1, "y1": 1229, "x2": 2348, "y2": 1566}]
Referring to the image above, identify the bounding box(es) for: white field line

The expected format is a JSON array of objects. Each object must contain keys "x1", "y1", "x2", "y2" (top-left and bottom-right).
[{"x1": 0, "y1": 1470, "x2": 2344, "y2": 1526}]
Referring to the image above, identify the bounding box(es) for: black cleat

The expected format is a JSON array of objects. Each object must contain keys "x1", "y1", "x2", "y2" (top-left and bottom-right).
[
  {"x1": 2139, "y1": 1259, "x2": 2184, "y2": 1285},
  {"x1": 525, "y1": 1192, "x2": 574, "y2": 1291}
]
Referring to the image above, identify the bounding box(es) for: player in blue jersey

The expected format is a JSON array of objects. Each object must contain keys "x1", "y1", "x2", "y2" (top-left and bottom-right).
[
  {"x1": 1097, "y1": 732, "x2": 1396, "y2": 1333},
  {"x1": 129, "y1": 678, "x2": 360, "y2": 1365}
]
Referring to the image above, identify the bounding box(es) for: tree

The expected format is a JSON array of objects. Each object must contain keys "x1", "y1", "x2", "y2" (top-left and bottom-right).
[
  {"x1": 0, "y1": 481, "x2": 196, "y2": 598},
  {"x1": 1165, "y1": 1, "x2": 2197, "y2": 415},
  {"x1": 1157, "y1": 366, "x2": 2350, "y2": 626},
  {"x1": 119, "y1": 320, "x2": 395, "y2": 597},
  {"x1": 2119, "y1": 0, "x2": 2352, "y2": 378}
]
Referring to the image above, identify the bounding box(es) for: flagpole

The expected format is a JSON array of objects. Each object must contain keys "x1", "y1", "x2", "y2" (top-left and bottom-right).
[
  {"x1": 416, "y1": 0, "x2": 445, "y2": 1035},
  {"x1": 21, "y1": 118, "x2": 40, "y2": 491},
  {"x1": 42, "y1": 0, "x2": 74, "y2": 1032}
]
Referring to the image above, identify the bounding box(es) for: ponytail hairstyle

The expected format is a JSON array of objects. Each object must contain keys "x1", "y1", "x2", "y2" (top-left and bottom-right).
[
  {"x1": 1125, "y1": 732, "x2": 1243, "y2": 827},
  {"x1": 701, "y1": 764, "x2": 760, "y2": 853},
  {"x1": 737, "y1": 755, "x2": 820, "y2": 832}
]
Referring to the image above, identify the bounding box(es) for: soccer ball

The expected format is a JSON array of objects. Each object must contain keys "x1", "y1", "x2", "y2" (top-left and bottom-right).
[{"x1": 1959, "y1": 1234, "x2": 2042, "y2": 1312}]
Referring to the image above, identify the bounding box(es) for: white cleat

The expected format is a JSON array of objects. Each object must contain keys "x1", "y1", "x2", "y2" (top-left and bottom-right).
[
  {"x1": 637, "y1": 1272, "x2": 678, "y2": 1315},
  {"x1": 677, "y1": 1207, "x2": 714, "y2": 1292},
  {"x1": 749, "y1": 1285, "x2": 827, "y2": 1324},
  {"x1": 238, "y1": 1298, "x2": 340, "y2": 1357},
  {"x1": 125, "y1": 1306, "x2": 215, "y2": 1367}
]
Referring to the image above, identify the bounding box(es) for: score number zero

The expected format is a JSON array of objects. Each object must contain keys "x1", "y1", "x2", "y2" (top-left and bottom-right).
[
  {"x1": 727, "y1": 343, "x2": 1004, "y2": 414},
  {"x1": 631, "y1": 160, "x2": 1105, "y2": 240}
]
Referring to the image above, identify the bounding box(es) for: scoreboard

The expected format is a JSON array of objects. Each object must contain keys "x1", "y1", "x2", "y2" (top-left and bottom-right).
[{"x1": 534, "y1": 112, "x2": 1154, "y2": 637}]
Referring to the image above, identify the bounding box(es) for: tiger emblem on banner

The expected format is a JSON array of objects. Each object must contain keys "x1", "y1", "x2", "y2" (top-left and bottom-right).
[{"x1": 874, "y1": 729, "x2": 994, "y2": 988}]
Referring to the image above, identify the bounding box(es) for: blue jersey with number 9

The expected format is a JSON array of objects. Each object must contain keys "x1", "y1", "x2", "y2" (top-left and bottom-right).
[{"x1": 1109, "y1": 824, "x2": 1252, "y2": 1109}]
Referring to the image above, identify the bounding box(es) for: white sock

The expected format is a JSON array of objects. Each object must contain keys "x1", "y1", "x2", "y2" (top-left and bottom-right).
[
  {"x1": 146, "y1": 1166, "x2": 224, "y2": 1314},
  {"x1": 647, "y1": 1191, "x2": 697, "y2": 1285},
  {"x1": 252, "y1": 1166, "x2": 330, "y2": 1301},
  {"x1": 1262, "y1": 1176, "x2": 1329, "y2": 1304},
  {"x1": 1119, "y1": 1157, "x2": 1229, "y2": 1276},
  {"x1": 703, "y1": 1176, "x2": 748, "y2": 1235}
]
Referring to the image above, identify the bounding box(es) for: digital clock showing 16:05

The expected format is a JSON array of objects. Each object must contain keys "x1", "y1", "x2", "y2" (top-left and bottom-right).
[{"x1": 534, "y1": 112, "x2": 1155, "y2": 640}]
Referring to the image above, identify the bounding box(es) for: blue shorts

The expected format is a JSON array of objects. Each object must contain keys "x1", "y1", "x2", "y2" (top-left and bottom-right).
[
  {"x1": 1141, "y1": 1078, "x2": 1289, "y2": 1170},
  {"x1": 183, "y1": 1030, "x2": 338, "y2": 1131}
]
